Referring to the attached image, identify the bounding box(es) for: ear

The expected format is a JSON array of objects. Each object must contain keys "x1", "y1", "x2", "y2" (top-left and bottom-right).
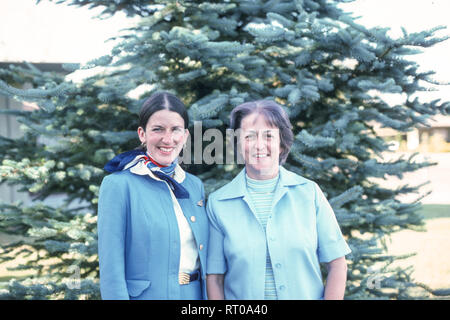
[
  {"x1": 182, "y1": 128, "x2": 190, "y2": 144},
  {"x1": 137, "y1": 127, "x2": 146, "y2": 144}
]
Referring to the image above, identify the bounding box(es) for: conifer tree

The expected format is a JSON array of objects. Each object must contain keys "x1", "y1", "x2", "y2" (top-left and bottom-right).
[{"x1": 1, "y1": 0, "x2": 449, "y2": 299}]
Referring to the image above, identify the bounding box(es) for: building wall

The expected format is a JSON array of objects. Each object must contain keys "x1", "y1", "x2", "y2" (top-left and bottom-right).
[
  {"x1": 0, "y1": 94, "x2": 32, "y2": 204},
  {"x1": 371, "y1": 152, "x2": 450, "y2": 205},
  {"x1": 0, "y1": 93, "x2": 73, "y2": 208}
]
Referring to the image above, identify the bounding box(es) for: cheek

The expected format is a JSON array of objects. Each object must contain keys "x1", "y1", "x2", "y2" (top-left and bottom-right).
[
  {"x1": 146, "y1": 134, "x2": 158, "y2": 145},
  {"x1": 239, "y1": 140, "x2": 252, "y2": 155},
  {"x1": 174, "y1": 131, "x2": 188, "y2": 146},
  {"x1": 144, "y1": 134, "x2": 163, "y2": 150},
  {"x1": 268, "y1": 138, "x2": 281, "y2": 153}
]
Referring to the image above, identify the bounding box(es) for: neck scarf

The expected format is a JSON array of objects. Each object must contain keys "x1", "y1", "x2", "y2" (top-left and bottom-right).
[{"x1": 104, "y1": 149, "x2": 190, "y2": 199}]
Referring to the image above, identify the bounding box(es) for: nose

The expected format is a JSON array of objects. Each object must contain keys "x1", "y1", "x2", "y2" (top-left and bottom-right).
[
  {"x1": 255, "y1": 134, "x2": 266, "y2": 151},
  {"x1": 161, "y1": 130, "x2": 173, "y2": 144}
]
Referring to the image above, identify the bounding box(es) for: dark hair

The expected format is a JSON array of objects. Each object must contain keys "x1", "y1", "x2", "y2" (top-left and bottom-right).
[
  {"x1": 230, "y1": 99, "x2": 294, "y2": 164},
  {"x1": 139, "y1": 91, "x2": 189, "y2": 130}
]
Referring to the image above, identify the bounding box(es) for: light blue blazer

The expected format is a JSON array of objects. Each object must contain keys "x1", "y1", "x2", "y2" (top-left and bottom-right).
[
  {"x1": 206, "y1": 166, "x2": 351, "y2": 299},
  {"x1": 97, "y1": 165, "x2": 209, "y2": 300}
]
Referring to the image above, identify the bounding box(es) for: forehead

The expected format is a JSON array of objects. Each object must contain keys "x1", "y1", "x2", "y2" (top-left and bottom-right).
[
  {"x1": 146, "y1": 109, "x2": 185, "y2": 127},
  {"x1": 240, "y1": 112, "x2": 278, "y2": 131}
]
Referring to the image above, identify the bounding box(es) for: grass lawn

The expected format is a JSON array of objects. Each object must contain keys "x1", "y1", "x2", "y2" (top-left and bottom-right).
[
  {"x1": 419, "y1": 204, "x2": 450, "y2": 219},
  {"x1": 387, "y1": 204, "x2": 450, "y2": 296}
]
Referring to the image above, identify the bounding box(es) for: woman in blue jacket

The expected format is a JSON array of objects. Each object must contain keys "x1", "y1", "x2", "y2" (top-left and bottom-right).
[
  {"x1": 97, "y1": 92, "x2": 208, "y2": 300},
  {"x1": 206, "y1": 100, "x2": 351, "y2": 300}
]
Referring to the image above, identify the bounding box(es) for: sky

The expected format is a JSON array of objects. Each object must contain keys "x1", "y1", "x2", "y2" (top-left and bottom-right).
[
  {"x1": 0, "y1": 0, "x2": 449, "y2": 100},
  {"x1": 340, "y1": 0, "x2": 450, "y2": 101},
  {"x1": 0, "y1": 0, "x2": 138, "y2": 64}
]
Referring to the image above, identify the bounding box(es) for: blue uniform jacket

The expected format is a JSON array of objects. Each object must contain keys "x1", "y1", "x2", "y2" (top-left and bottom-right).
[{"x1": 97, "y1": 165, "x2": 209, "y2": 300}]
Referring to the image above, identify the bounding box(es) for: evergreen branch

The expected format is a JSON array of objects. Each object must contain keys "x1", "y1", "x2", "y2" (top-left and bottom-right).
[
  {"x1": 329, "y1": 186, "x2": 364, "y2": 209},
  {"x1": 0, "y1": 80, "x2": 67, "y2": 100}
]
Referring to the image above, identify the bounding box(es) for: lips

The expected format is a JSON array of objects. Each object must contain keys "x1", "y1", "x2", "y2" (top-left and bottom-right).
[
  {"x1": 254, "y1": 153, "x2": 269, "y2": 158},
  {"x1": 158, "y1": 146, "x2": 175, "y2": 154}
]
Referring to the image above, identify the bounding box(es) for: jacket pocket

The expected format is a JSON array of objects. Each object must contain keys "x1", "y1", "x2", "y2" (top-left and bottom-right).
[{"x1": 126, "y1": 279, "x2": 151, "y2": 297}]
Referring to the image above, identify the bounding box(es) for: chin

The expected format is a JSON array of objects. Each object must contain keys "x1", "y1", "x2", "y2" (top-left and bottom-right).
[
  {"x1": 247, "y1": 165, "x2": 277, "y2": 177},
  {"x1": 153, "y1": 155, "x2": 174, "y2": 166},
  {"x1": 161, "y1": 158, "x2": 176, "y2": 166}
]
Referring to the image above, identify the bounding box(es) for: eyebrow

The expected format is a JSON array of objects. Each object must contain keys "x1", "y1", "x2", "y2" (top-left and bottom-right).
[
  {"x1": 243, "y1": 129, "x2": 277, "y2": 133},
  {"x1": 150, "y1": 125, "x2": 183, "y2": 129}
]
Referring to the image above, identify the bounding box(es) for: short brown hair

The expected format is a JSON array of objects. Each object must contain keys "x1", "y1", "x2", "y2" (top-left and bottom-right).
[{"x1": 230, "y1": 100, "x2": 293, "y2": 164}]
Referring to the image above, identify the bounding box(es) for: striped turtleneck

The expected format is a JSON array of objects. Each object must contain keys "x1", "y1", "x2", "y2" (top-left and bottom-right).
[{"x1": 246, "y1": 173, "x2": 279, "y2": 300}]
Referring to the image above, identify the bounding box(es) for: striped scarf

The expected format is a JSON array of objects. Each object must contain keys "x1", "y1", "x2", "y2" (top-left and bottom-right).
[{"x1": 104, "y1": 149, "x2": 189, "y2": 199}]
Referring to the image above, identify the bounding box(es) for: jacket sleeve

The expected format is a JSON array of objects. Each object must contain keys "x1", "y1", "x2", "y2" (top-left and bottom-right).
[
  {"x1": 314, "y1": 183, "x2": 352, "y2": 263},
  {"x1": 97, "y1": 174, "x2": 130, "y2": 300},
  {"x1": 205, "y1": 195, "x2": 227, "y2": 275}
]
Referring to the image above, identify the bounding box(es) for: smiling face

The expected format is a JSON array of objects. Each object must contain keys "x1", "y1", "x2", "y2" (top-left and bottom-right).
[
  {"x1": 138, "y1": 109, "x2": 189, "y2": 166},
  {"x1": 239, "y1": 112, "x2": 282, "y2": 180}
]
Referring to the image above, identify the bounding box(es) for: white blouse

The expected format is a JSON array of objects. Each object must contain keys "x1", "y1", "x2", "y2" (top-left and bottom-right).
[{"x1": 130, "y1": 160, "x2": 200, "y2": 273}]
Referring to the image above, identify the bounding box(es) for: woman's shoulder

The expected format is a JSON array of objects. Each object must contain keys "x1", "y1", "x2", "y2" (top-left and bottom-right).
[
  {"x1": 100, "y1": 169, "x2": 137, "y2": 187},
  {"x1": 182, "y1": 170, "x2": 205, "y2": 192},
  {"x1": 206, "y1": 170, "x2": 246, "y2": 202},
  {"x1": 184, "y1": 171, "x2": 202, "y2": 184},
  {"x1": 282, "y1": 167, "x2": 316, "y2": 184}
]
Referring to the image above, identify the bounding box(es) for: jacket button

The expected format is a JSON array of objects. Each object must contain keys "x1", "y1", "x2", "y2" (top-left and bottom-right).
[
  {"x1": 199, "y1": 244, "x2": 204, "y2": 251},
  {"x1": 190, "y1": 216, "x2": 196, "y2": 222}
]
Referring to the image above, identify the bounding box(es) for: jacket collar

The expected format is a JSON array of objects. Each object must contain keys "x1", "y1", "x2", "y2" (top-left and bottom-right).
[
  {"x1": 216, "y1": 166, "x2": 308, "y2": 201},
  {"x1": 129, "y1": 159, "x2": 186, "y2": 183}
]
